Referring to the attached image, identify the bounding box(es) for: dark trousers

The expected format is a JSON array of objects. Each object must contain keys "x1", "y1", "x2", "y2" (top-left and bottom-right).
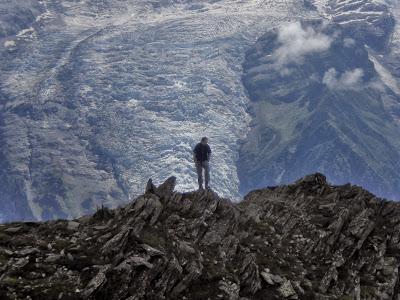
[{"x1": 195, "y1": 160, "x2": 210, "y2": 188}]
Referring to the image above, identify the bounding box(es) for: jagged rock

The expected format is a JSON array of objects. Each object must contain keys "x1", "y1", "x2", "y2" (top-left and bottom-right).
[
  {"x1": 0, "y1": 248, "x2": 13, "y2": 256},
  {"x1": 145, "y1": 178, "x2": 156, "y2": 194},
  {"x1": 295, "y1": 173, "x2": 327, "y2": 186},
  {"x1": 178, "y1": 241, "x2": 196, "y2": 255},
  {"x1": 278, "y1": 280, "x2": 298, "y2": 299},
  {"x1": 326, "y1": 209, "x2": 349, "y2": 250},
  {"x1": 8, "y1": 256, "x2": 29, "y2": 272},
  {"x1": 4, "y1": 226, "x2": 22, "y2": 233},
  {"x1": 154, "y1": 176, "x2": 176, "y2": 201},
  {"x1": 44, "y1": 254, "x2": 62, "y2": 263},
  {"x1": 320, "y1": 266, "x2": 339, "y2": 293},
  {"x1": 292, "y1": 281, "x2": 305, "y2": 296},
  {"x1": 138, "y1": 244, "x2": 164, "y2": 257},
  {"x1": 270, "y1": 274, "x2": 284, "y2": 285},
  {"x1": 170, "y1": 260, "x2": 202, "y2": 297},
  {"x1": 93, "y1": 224, "x2": 110, "y2": 231},
  {"x1": 219, "y1": 279, "x2": 240, "y2": 300},
  {"x1": 67, "y1": 253, "x2": 74, "y2": 261},
  {"x1": 1, "y1": 173, "x2": 400, "y2": 299},
  {"x1": 15, "y1": 247, "x2": 39, "y2": 257},
  {"x1": 260, "y1": 269, "x2": 275, "y2": 285},
  {"x1": 67, "y1": 221, "x2": 80, "y2": 231},
  {"x1": 101, "y1": 226, "x2": 131, "y2": 256},
  {"x1": 240, "y1": 253, "x2": 261, "y2": 294},
  {"x1": 81, "y1": 265, "x2": 111, "y2": 298},
  {"x1": 124, "y1": 255, "x2": 153, "y2": 269}
]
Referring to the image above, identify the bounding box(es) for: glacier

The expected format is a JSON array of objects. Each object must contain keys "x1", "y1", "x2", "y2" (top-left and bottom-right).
[
  {"x1": 1, "y1": 0, "x2": 400, "y2": 222},
  {"x1": 0, "y1": 0, "x2": 314, "y2": 221}
]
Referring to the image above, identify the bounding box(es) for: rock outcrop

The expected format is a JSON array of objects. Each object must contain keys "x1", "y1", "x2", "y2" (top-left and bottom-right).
[{"x1": 1, "y1": 173, "x2": 400, "y2": 299}]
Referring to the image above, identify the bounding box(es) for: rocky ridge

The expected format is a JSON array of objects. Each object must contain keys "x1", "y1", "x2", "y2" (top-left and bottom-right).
[{"x1": 0, "y1": 173, "x2": 400, "y2": 299}]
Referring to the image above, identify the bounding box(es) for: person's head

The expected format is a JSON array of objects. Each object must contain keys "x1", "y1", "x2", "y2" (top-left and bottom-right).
[{"x1": 201, "y1": 137, "x2": 208, "y2": 144}]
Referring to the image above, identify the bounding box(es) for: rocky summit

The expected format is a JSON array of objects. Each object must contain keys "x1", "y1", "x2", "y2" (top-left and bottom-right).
[{"x1": 0, "y1": 174, "x2": 399, "y2": 299}]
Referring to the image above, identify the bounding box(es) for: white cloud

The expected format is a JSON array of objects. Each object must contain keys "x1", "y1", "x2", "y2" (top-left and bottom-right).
[
  {"x1": 323, "y1": 67, "x2": 364, "y2": 90},
  {"x1": 272, "y1": 22, "x2": 333, "y2": 68}
]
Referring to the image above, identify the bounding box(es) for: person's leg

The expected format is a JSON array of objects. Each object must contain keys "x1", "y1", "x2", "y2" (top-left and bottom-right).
[
  {"x1": 203, "y1": 161, "x2": 210, "y2": 189},
  {"x1": 196, "y1": 161, "x2": 203, "y2": 189}
]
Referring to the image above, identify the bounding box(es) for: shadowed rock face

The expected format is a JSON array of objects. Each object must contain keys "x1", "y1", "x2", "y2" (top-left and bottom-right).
[{"x1": 1, "y1": 174, "x2": 400, "y2": 299}]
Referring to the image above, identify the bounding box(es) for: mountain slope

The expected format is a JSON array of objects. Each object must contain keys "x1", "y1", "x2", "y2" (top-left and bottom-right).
[
  {"x1": 0, "y1": 174, "x2": 399, "y2": 299},
  {"x1": 238, "y1": 5, "x2": 400, "y2": 200}
]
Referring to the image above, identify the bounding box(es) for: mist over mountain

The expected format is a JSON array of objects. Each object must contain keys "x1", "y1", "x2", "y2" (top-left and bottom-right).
[{"x1": 1, "y1": 0, "x2": 400, "y2": 222}]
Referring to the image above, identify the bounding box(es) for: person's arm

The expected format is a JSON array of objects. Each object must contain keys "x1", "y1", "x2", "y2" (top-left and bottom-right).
[{"x1": 207, "y1": 145, "x2": 212, "y2": 161}]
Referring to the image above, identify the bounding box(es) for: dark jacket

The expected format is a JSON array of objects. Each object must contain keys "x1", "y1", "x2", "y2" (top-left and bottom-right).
[{"x1": 193, "y1": 143, "x2": 211, "y2": 162}]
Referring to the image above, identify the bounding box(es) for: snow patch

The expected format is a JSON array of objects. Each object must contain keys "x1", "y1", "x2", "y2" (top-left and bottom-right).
[
  {"x1": 35, "y1": 11, "x2": 53, "y2": 22},
  {"x1": 16, "y1": 27, "x2": 36, "y2": 39},
  {"x1": 369, "y1": 54, "x2": 400, "y2": 94},
  {"x1": 4, "y1": 40, "x2": 16, "y2": 48}
]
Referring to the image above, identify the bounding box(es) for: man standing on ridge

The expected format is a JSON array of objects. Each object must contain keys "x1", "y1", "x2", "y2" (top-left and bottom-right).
[{"x1": 193, "y1": 137, "x2": 212, "y2": 190}]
